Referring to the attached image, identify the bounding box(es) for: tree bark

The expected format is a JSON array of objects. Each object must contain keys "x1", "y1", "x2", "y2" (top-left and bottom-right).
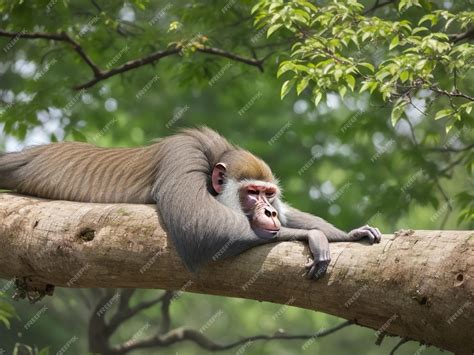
[{"x1": 0, "y1": 193, "x2": 472, "y2": 354}]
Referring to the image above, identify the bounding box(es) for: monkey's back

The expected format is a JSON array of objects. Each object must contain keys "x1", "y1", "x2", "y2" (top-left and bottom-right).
[
  {"x1": 0, "y1": 142, "x2": 161, "y2": 203},
  {"x1": 0, "y1": 127, "x2": 238, "y2": 205}
]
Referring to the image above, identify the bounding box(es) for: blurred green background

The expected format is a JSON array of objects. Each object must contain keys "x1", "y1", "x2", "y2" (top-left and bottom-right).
[{"x1": 0, "y1": 0, "x2": 472, "y2": 354}]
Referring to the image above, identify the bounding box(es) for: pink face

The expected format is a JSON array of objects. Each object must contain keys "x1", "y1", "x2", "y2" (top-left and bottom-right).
[
  {"x1": 239, "y1": 183, "x2": 281, "y2": 238},
  {"x1": 212, "y1": 162, "x2": 281, "y2": 239}
]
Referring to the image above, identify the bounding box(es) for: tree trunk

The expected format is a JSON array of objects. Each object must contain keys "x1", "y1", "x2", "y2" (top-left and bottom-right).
[{"x1": 0, "y1": 193, "x2": 472, "y2": 354}]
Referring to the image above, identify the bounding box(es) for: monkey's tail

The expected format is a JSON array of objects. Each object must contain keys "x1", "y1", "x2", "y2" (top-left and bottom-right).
[{"x1": 0, "y1": 150, "x2": 31, "y2": 190}]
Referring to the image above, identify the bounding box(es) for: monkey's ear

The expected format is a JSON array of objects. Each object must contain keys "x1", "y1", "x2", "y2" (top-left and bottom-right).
[{"x1": 211, "y1": 163, "x2": 227, "y2": 194}]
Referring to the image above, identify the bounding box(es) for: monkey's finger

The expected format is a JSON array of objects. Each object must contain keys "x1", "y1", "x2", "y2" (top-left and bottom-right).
[
  {"x1": 375, "y1": 227, "x2": 382, "y2": 241},
  {"x1": 356, "y1": 229, "x2": 374, "y2": 244},
  {"x1": 312, "y1": 261, "x2": 329, "y2": 280},
  {"x1": 364, "y1": 228, "x2": 379, "y2": 244},
  {"x1": 367, "y1": 226, "x2": 381, "y2": 243},
  {"x1": 305, "y1": 260, "x2": 315, "y2": 269},
  {"x1": 305, "y1": 263, "x2": 317, "y2": 279}
]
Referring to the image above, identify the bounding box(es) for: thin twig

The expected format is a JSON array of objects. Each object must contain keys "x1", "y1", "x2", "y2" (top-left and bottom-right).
[
  {"x1": 160, "y1": 291, "x2": 174, "y2": 333},
  {"x1": 364, "y1": 0, "x2": 395, "y2": 15},
  {"x1": 450, "y1": 28, "x2": 474, "y2": 43},
  {"x1": 389, "y1": 337, "x2": 409, "y2": 355},
  {"x1": 439, "y1": 154, "x2": 467, "y2": 175},
  {"x1": 195, "y1": 46, "x2": 264, "y2": 71},
  {"x1": 404, "y1": 117, "x2": 419, "y2": 145},
  {"x1": 107, "y1": 291, "x2": 168, "y2": 335},
  {"x1": 427, "y1": 144, "x2": 474, "y2": 153},
  {"x1": 429, "y1": 86, "x2": 474, "y2": 101},
  {"x1": 90, "y1": 0, "x2": 102, "y2": 13}
]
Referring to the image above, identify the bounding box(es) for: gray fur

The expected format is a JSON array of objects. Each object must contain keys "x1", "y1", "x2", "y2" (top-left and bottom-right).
[{"x1": 151, "y1": 128, "x2": 270, "y2": 271}]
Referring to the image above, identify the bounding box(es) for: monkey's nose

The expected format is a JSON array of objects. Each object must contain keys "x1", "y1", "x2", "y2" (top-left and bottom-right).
[{"x1": 264, "y1": 208, "x2": 278, "y2": 218}]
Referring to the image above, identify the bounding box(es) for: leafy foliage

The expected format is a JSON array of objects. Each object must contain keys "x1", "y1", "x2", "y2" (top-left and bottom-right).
[
  {"x1": 0, "y1": 292, "x2": 17, "y2": 329},
  {"x1": 254, "y1": 1, "x2": 473, "y2": 132}
]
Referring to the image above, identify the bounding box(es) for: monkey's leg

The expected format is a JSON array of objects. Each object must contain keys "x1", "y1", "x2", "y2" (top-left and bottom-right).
[
  {"x1": 277, "y1": 227, "x2": 331, "y2": 280},
  {"x1": 283, "y1": 205, "x2": 381, "y2": 244}
]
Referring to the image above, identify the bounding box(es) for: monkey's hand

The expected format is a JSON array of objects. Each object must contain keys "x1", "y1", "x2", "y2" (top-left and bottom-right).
[
  {"x1": 305, "y1": 230, "x2": 331, "y2": 280},
  {"x1": 348, "y1": 225, "x2": 382, "y2": 244}
]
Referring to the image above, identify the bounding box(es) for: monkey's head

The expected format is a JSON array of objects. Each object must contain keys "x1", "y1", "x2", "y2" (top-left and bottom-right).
[{"x1": 211, "y1": 150, "x2": 282, "y2": 239}]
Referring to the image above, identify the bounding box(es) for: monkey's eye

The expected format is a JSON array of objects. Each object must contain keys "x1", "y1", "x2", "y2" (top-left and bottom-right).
[
  {"x1": 265, "y1": 192, "x2": 275, "y2": 198},
  {"x1": 248, "y1": 189, "x2": 259, "y2": 195}
]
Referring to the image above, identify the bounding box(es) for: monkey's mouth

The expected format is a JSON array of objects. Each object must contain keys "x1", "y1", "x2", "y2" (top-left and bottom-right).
[
  {"x1": 254, "y1": 227, "x2": 279, "y2": 239},
  {"x1": 265, "y1": 228, "x2": 279, "y2": 234}
]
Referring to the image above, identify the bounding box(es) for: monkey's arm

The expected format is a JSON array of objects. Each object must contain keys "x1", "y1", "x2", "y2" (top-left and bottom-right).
[
  {"x1": 282, "y1": 204, "x2": 381, "y2": 243},
  {"x1": 277, "y1": 227, "x2": 331, "y2": 279}
]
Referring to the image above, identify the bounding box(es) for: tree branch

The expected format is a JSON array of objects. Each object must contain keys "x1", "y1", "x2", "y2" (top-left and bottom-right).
[
  {"x1": 427, "y1": 144, "x2": 474, "y2": 153},
  {"x1": 0, "y1": 29, "x2": 102, "y2": 77},
  {"x1": 389, "y1": 338, "x2": 409, "y2": 355},
  {"x1": 429, "y1": 85, "x2": 474, "y2": 101},
  {"x1": 116, "y1": 321, "x2": 353, "y2": 353},
  {"x1": 195, "y1": 45, "x2": 264, "y2": 72},
  {"x1": 450, "y1": 28, "x2": 474, "y2": 43},
  {"x1": 363, "y1": 0, "x2": 396, "y2": 15},
  {"x1": 0, "y1": 193, "x2": 472, "y2": 354},
  {"x1": 73, "y1": 46, "x2": 182, "y2": 90},
  {"x1": 0, "y1": 29, "x2": 265, "y2": 90}
]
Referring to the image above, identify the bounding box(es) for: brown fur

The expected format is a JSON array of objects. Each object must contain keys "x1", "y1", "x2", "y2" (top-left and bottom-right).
[
  {"x1": 218, "y1": 150, "x2": 274, "y2": 182},
  {"x1": 9, "y1": 143, "x2": 160, "y2": 203}
]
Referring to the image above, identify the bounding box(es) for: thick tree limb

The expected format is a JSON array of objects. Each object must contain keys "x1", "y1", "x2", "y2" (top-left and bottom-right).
[{"x1": 0, "y1": 193, "x2": 472, "y2": 354}]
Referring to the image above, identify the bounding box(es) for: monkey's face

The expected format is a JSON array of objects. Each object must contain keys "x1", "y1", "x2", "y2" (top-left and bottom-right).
[
  {"x1": 238, "y1": 182, "x2": 281, "y2": 239},
  {"x1": 212, "y1": 162, "x2": 282, "y2": 239}
]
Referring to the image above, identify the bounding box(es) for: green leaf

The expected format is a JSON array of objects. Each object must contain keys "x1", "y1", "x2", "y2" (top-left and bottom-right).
[
  {"x1": 360, "y1": 80, "x2": 378, "y2": 94},
  {"x1": 267, "y1": 24, "x2": 283, "y2": 38},
  {"x1": 358, "y1": 62, "x2": 375, "y2": 72},
  {"x1": 345, "y1": 74, "x2": 356, "y2": 91},
  {"x1": 400, "y1": 71, "x2": 410, "y2": 82},
  {"x1": 314, "y1": 91, "x2": 323, "y2": 106},
  {"x1": 250, "y1": 3, "x2": 262, "y2": 14},
  {"x1": 280, "y1": 79, "x2": 295, "y2": 99},
  {"x1": 412, "y1": 26, "x2": 429, "y2": 34},
  {"x1": 389, "y1": 35, "x2": 400, "y2": 50},
  {"x1": 339, "y1": 85, "x2": 347, "y2": 99},
  {"x1": 391, "y1": 100, "x2": 407, "y2": 126},
  {"x1": 168, "y1": 21, "x2": 182, "y2": 32},
  {"x1": 292, "y1": 10, "x2": 310, "y2": 25},
  {"x1": 434, "y1": 109, "x2": 454, "y2": 120},
  {"x1": 299, "y1": 0, "x2": 318, "y2": 12},
  {"x1": 362, "y1": 31, "x2": 372, "y2": 42},
  {"x1": 419, "y1": 14, "x2": 437, "y2": 26},
  {"x1": 296, "y1": 77, "x2": 310, "y2": 95},
  {"x1": 277, "y1": 61, "x2": 295, "y2": 78}
]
